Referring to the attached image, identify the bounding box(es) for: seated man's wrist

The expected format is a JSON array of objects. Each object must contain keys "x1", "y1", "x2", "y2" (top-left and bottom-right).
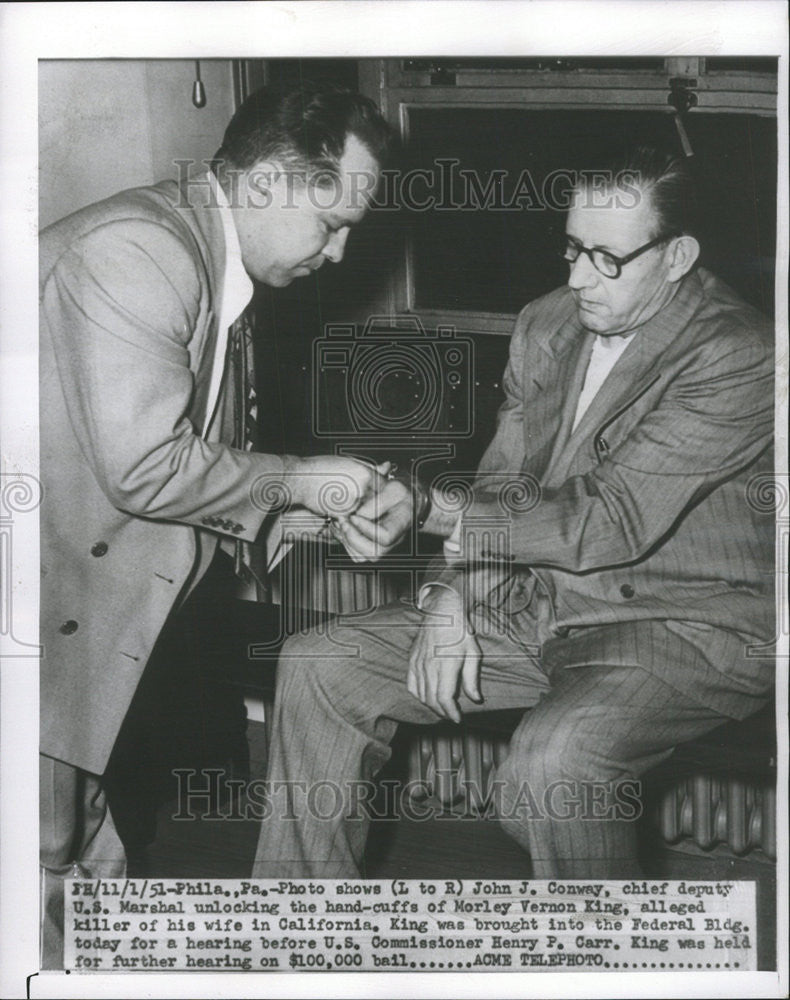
[
  {"x1": 413, "y1": 479, "x2": 432, "y2": 530},
  {"x1": 389, "y1": 471, "x2": 432, "y2": 530},
  {"x1": 387, "y1": 473, "x2": 459, "y2": 539},
  {"x1": 422, "y1": 494, "x2": 462, "y2": 540}
]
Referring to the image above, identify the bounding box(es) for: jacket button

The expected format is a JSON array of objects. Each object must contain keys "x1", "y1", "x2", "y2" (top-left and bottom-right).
[
  {"x1": 59, "y1": 619, "x2": 79, "y2": 635},
  {"x1": 91, "y1": 541, "x2": 108, "y2": 557},
  {"x1": 595, "y1": 436, "x2": 609, "y2": 455},
  {"x1": 620, "y1": 584, "x2": 635, "y2": 599}
]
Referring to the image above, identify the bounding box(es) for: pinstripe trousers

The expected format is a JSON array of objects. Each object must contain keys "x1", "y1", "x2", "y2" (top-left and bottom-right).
[{"x1": 250, "y1": 595, "x2": 730, "y2": 880}]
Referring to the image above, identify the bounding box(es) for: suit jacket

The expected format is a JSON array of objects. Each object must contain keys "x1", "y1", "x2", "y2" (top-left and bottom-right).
[
  {"x1": 435, "y1": 269, "x2": 775, "y2": 718},
  {"x1": 39, "y1": 179, "x2": 287, "y2": 773}
]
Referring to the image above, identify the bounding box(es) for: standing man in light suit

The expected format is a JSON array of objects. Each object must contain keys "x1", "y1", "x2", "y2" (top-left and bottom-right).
[
  {"x1": 39, "y1": 84, "x2": 392, "y2": 965},
  {"x1": 252, "y1": 146, "x2": 774, "y2": 879}
]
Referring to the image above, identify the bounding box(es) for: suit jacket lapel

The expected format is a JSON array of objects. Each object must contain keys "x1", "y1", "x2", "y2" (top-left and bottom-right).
[
  {"x1": 544, "y1": 271, "x2": 705, "y2": 483},
  {"x1": 521, "y1": 309, "x2": 590, "y2": 481},
  {"x1": 173, "y1": 177, "x2": 228, "y2": 435},
  {"x1": 541, "y1": 329, "x2": 595, "y2": 484},
  {"x1": 188, "y1": 305, "x2": 217, "y2": 433}
]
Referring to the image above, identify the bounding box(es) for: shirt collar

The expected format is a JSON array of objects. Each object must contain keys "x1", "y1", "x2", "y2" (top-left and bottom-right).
[
  {"x1": 593, "y1": 330, "x2": 636, "y2": 353},
  {"x1": 208, "y1": 171, "x2": 253, "y2": 325}
]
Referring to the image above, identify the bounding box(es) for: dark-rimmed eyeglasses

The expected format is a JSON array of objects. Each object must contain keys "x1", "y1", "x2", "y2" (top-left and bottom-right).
[{"x1": 561, "y1": 233, "x2": 678, "y2": 279}]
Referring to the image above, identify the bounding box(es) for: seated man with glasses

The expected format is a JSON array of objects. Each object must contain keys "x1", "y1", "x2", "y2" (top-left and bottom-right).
[{"x1": 252, "y1": 145, "x2": 774, "y2": 879}]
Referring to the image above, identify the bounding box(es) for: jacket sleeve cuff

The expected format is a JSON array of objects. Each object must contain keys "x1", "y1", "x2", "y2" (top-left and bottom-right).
[{"x1": 416, "y1": 581, "x2": 464, "y2": 611}]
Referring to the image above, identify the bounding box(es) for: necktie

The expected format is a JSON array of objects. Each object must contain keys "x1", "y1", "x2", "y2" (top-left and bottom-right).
[
  {"x1": 231, "y1": 305, "x2": 259, "y2": 453},
  {"x1": 230, "y1": 306, "x2": 269, "y2": 600}
]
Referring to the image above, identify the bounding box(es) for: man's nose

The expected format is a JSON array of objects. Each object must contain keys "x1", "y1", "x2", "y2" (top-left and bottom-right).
[
  {"x1": 323, "y1": 227, "x2": 350, "y2": 263},
  {"x1": 567, "y1": 251, "x2": 598, "y2": 289}
]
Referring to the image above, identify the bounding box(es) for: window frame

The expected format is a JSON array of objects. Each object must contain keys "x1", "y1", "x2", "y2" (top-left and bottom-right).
[{"x1": 360, "y1": 57, "x2": 777, "y2": 335}]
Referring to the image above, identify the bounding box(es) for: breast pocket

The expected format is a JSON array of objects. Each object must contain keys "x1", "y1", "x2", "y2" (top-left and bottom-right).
[{"x1": 592, "y1": 373, "x2": 662, "y2": 463}]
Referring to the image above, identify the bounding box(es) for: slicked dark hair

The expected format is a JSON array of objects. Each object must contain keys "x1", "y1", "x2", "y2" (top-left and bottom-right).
[
  {"x1": 580, "y1": 145, "x2": 699, "y2": 238},
  {"x1": 213, "y1": 83, "x2": 392, "y2": 181}
]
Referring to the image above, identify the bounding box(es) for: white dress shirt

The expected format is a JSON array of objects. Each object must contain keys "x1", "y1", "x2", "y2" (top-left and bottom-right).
[
  {"x1": 201, "y1": 172, "x2": 254, "y2": 439},
  {"x1": 571, "y1": 331, "x2": 635, "y2": 432}
]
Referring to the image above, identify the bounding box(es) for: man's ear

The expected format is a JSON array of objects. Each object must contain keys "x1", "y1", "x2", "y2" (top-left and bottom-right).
[
  {"x1": 666, "y1": 234, "x2": 700, "y2": 282},
  {"x1": 246, "y1": 160, "x2": 282, "y2": 195}
]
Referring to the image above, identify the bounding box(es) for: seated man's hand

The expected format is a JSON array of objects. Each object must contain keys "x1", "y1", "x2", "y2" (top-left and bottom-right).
[
  {"x1": 286, "y1": 456, "x2": 390, "y2": 518},
  {"x1": 407, "y1": 586, "x2": 482, "y2": 723},
  {"x1": 330, "y1": 477, "x2": 413, "y2": 561}
]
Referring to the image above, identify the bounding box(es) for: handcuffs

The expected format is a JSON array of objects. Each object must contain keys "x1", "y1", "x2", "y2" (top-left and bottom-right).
[{"x1": 322, "y1": 461, "x2": 432, "y2": 531}]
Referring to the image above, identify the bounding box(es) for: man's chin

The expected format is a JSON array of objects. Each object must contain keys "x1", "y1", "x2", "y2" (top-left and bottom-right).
[
  {"x1": 263, "y1": 272, "x2": 296, "y2": 288},
  {"x1": 261, "y1": 262, "x2": 328, "y2": 285},
  {"x1": 576, "y1": 308, "x2": 606, "y2": 332}
]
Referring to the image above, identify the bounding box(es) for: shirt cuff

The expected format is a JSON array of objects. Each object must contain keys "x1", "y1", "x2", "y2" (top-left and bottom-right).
[
  {"x1": 416, "y1": 580, "x2": 463, "y2": 611},
  {"x1": 442, "y1": 513, "x2": 463, "y2": 561}
]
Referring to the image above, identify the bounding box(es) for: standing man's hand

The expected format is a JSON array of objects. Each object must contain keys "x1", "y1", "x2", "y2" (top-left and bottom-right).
[
  {"x1": 330, "y1": 477, "x2": 414, "y2": 561},
  {"x1": 407, "y1": 587, "x2": 482, "y2": 722},
  {"x1": 286, "y1": 456, "x2": 390, "y2": 517}
]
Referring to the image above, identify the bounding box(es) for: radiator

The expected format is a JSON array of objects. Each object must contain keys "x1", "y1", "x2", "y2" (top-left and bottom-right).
[
  {"x1": 407, "y1": 729, "x2": 509, "y2": 817},
  {"x1": 271, "y1": 540, "x2": 403, "y2": 614},
  {"x1": 406, "y1": 730, "x2": 777, "y2": 860},
  {"x1": 655, "y1": 773, "x2": 776, "y2": 860}
]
